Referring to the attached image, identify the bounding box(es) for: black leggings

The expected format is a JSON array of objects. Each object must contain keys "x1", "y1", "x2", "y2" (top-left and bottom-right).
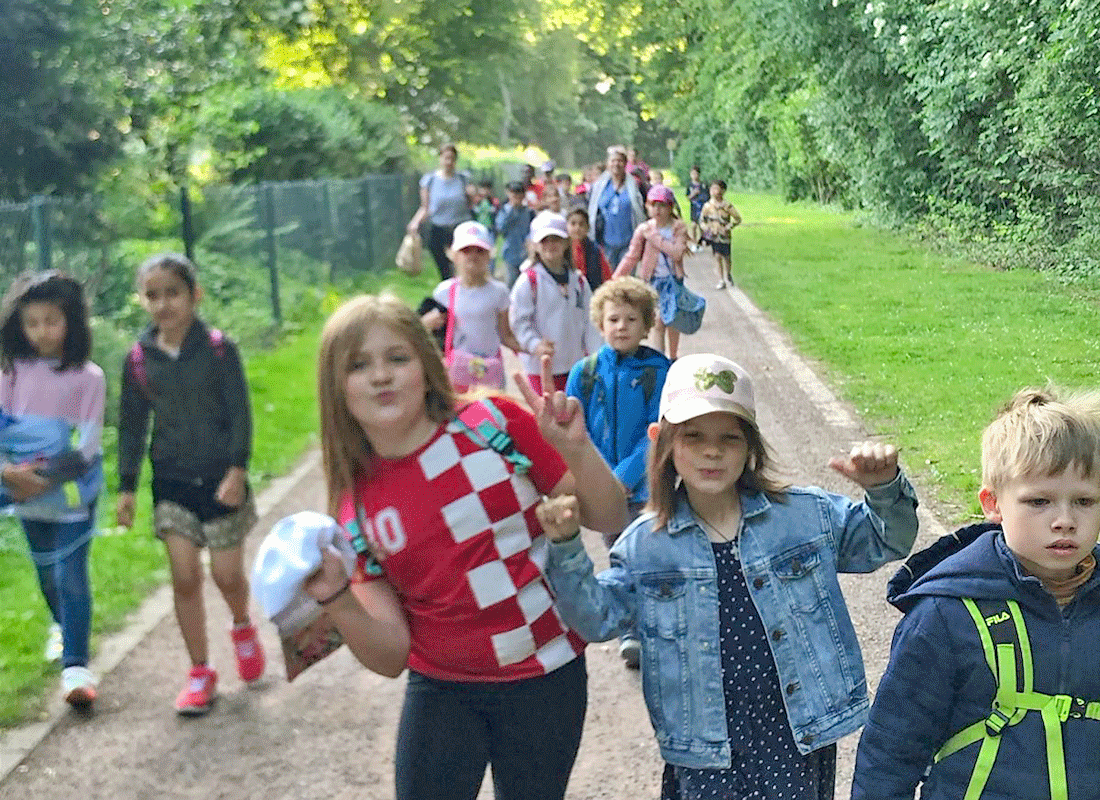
[
  {"x1": 394, "y1": 656, "x2": 588, "y2": 800},
  {"x1": 428, "y1": 223, "x2": 457, "y2": 281}
]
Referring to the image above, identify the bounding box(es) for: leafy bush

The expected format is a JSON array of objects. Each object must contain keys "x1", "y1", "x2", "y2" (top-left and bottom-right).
[{"x1": 205, "y1": 87, "x2": 410, "y2": 183}]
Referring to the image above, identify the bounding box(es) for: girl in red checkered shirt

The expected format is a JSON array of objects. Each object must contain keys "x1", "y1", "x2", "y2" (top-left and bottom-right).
[{"x1": 308, "y1": 293, "x2": 628, "y2": 800}]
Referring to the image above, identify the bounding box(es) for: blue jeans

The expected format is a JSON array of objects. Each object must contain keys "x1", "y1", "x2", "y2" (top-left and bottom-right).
[
  {"x1": 21, "y1": 507, "x2": 96, "y2": 667},
  {"x1": 395, "y1": 655, "x2": 587, "y2": 800}
]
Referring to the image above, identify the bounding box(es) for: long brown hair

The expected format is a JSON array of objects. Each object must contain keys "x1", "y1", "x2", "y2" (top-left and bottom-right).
[
  {"x1": 646, "y1": 416, "x2": 788, "y2": 529},
  {"x1": 317, "y1": 293, "x2": 456, "y2": 515}
]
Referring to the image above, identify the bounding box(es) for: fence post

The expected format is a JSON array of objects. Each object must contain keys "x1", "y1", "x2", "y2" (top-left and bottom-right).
[
  {"x1": 360, "y1": 178, "x2": 375, "y2": 271},
  {"x1": 262, "y1": 183, "x2": 282, "y2": 324},
  {"x1": 321, "y1": 181, "x2": 335, "y2": 282},
  {"x1": 180, "y1": 185, "x2": 195, "y2": 261},
  {"x1": 31, "y1": 196, "x2": 52, "y2": 272}
]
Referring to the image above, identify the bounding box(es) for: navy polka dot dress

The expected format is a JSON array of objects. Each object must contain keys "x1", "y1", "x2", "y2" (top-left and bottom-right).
[{"x1": 660, "y1": 541, "x2": 836, "y2": 800}]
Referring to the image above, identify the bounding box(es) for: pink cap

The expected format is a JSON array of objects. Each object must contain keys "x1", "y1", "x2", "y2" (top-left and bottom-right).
[
  {"x1": 658, "y1": 354, "x2": 756, "y2": 427},
  {"x1": 647, "y1": 184, "x2": 675, "y2": 205}
]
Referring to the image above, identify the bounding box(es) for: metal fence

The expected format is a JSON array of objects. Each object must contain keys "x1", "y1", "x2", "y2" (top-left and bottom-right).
[{"x1": 0, "y1": 173, "x2": 418, "y2": 323}]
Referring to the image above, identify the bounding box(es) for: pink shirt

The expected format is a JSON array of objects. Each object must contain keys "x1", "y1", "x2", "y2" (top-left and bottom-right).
[{"x1": 1, "y1": 358, "x2": 106, "y2": 463}]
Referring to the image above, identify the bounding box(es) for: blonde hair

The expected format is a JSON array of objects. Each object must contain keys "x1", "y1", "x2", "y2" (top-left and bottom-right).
[
  {"x1": 589, "y1": 276, "x2": 658, "y2": 330},
  {"x1": 981, "y1": 387, "x2": 1100, "y2": 492},
  {"x1": 646, "y1": 416, "x2": 788, "y2": 529},
  {"x1": 317, "y1": 294, "x2": 456, "y2": 515}
]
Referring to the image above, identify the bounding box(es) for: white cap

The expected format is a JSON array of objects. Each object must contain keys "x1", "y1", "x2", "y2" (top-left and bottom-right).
[
  {"x1": 451, "y1": 220, "x2": 494, "y2": 252},
  {"x1": 658, "y1": 354, "x2": 756, "y2": 426},
  {"x1": 530, "y1": 211, "x2": 569, "y2": 242}
]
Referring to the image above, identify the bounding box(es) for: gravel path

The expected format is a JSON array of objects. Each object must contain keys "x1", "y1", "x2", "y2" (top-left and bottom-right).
[{"x1": 0, "y1": 252, "x2": 947, "y2": 799}]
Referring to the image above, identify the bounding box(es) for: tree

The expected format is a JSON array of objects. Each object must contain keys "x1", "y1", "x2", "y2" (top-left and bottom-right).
[{"x1": 0, "y1": 0, "x2": 120, "y2": 199}]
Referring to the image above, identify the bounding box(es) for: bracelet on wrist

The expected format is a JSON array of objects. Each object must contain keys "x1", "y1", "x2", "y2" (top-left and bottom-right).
[
  {"x1": 317, "y1": 581, "x2": 351, "y2": 606},
  {"x1": 557, "y1": 528, "x2": 582, "y2": 543}
]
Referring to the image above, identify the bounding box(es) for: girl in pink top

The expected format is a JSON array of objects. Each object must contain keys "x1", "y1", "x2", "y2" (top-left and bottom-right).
[
  {"x1": 614, "y1": 185, "x2": 689, "y2": 358},
  {"x1": 0, "y1": 271, "x2": 105, "y2": 710}
]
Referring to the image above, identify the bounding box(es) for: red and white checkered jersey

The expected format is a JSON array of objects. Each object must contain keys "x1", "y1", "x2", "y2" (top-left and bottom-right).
[{"x1": 339, "y1": 397, "x2": 586, "y2": 682}]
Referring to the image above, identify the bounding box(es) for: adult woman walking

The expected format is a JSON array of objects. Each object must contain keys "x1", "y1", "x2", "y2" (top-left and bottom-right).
[
  {"x1": 407, "y1": 144, "x2": 471, "y2": 281},
  {"x1": 587, "y1": 145, "x2": 646, "y2": 271}
]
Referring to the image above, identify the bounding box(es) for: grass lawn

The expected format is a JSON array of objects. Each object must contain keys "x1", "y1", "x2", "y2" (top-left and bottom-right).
[
  {"x1": 0, "y1": 267, "x2": 439, "y2": 727},
  {"x1": 728, "y1": 193, "x2": 1100, "y2": 521}
]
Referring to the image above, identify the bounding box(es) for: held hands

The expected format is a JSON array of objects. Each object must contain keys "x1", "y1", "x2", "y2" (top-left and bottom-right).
[
  {"x1": 304, "y1": 548, "x2": 353, "y2": 605},
  {"x1": 1, "y1": 462, "x2": 51, "y2": 502},
  {"x1": 536, "y1": 494, "x2": 581, "y2": 542},
  {"x1": 514, "y1": 355, "x2": 589, "y2": 457},
  {"x1": 116, "y1": 492, "x2": 136, "y2": 529},
  {"x1": 421, "y1": 308, "x2": 446, "y2": 331},
  {"x1": 216, "y1": 467, "x2": 247, "y2": 508},
  {"x1": 532, "y1": 340, "x2": 555, "y2": 358},
  {"x1": 829, "y1": 441, "x2": 899, "y2": 489}
]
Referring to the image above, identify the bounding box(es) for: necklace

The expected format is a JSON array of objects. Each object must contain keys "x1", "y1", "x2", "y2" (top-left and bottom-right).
[{"x1": 694, "y1": 508, "x2": 740, "y2": 543}]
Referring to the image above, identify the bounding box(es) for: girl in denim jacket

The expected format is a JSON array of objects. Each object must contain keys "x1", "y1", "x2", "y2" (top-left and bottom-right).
[{"x1": 539, "y1": 354, "x2": 919, "y2": 800}]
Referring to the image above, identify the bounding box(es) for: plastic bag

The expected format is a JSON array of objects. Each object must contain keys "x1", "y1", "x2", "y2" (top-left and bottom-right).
[
  {"x1": 396, "y1": 231, "x2": 422, "y2": 276},
  {"x1": 252, "y1": 512, "x2": 358, "y2": 681}
]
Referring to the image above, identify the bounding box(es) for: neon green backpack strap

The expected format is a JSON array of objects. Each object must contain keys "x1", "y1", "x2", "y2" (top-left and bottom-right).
[{"x1": 937, "y1": 597, "x2": 1081, "y2": 800}]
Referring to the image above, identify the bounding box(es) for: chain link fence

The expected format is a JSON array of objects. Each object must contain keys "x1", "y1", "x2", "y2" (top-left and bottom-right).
[{"x1": 0, "y1": 174, "x2": 417, "y2": 323}]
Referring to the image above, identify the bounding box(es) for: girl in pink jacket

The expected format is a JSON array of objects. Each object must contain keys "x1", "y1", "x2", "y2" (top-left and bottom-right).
[{"x1": 613, "y1": 185, "x2": 689, "y2": 359}]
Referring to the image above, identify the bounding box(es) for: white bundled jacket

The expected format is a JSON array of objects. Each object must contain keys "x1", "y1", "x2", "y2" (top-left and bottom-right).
[{"x1": 509, "y1": 261, "x2": 604, "y2": 377}]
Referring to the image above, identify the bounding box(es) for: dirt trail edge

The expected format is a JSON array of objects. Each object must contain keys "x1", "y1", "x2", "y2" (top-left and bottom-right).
[{"x1": 1, "y1": 254, "x2": 948, "y2": 799}]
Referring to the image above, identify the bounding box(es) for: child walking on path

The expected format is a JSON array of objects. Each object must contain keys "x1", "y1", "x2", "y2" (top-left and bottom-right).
[
  {"x1": 312, "y1": 294, "x2": 628, "y2": 800},
  {"x1": 685, "y1": 166, "x2": 706, "y2": 248},
  {"x1": 420, "y1": 221, "x2": 522, "y2": 393},
  {"x1": 853, "y1": 388, "x2": 1100, "y2": 800},
  {"x1": 699, "y1": 179, "x2": 742, "y2": 289},
  {"x1": 0, "y1": 272, "x2": 105, "y2": 709},
  {"x1": 495, "y1": 181, "x2": 536, "y2": 286},
  {"x1": 510, "y1": 212, "x2": 603, "y2": 394},
  {"x1": 613, "y1": 185, "x2": 688, "y2": 359},
  {"x1": 116, "y1": 253, "x2": 264, "y2": 716},
  {"x1": 539, "y1": 354, "x2": 920, "y2": 800},
  {"x1": 565, "y1": 275, "x2": 670, "y2": 668},
  {"x1": 567, "y1": 208, "x2": 613, "y2": 293}
]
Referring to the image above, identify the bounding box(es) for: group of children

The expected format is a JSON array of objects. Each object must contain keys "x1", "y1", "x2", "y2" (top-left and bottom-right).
[
  {"x1": 6, "y1": 243, "x2": 1100, "y2": 800},
  {"x1": 313, "y1": 272, "x2": 1100, "y2": 800},
  {"x1": 685, "y1": 166, "x2": 743, "y2": 290},
  {"x1": 2, "y1": 256, "x2": 264, "y2": 716}
]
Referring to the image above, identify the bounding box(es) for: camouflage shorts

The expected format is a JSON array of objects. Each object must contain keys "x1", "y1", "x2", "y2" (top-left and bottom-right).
[{"x1": 154, "y1": 490, "x2": 257, "y2": 550}]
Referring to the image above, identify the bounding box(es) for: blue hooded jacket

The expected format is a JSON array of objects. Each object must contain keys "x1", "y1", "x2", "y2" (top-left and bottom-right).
[
  {"x1": 852, "y1": 525, "x2": 1100, "y2": 800},
  {"x1": 0, "y1": 411, "x2": 101, "y2": 517},
  {"x1": 565, "y1": 344, "x2": 670, "y2": 504}
]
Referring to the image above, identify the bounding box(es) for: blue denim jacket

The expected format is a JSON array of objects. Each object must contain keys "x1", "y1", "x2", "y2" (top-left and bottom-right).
[{"x1": 545, "y1": 473, "x2": 919, "y2": 768}]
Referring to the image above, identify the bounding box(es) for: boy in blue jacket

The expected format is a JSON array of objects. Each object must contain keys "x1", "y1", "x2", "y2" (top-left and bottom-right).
[
  {"x1": 494, "y1": 181, "x2": 535, "y2": 287},
  {"x1": 565, "y1": 276, "x2": 670, "y2": 668},
  {"x1": 853, "y1": 387, "x2": 1100, "y2": 800}
]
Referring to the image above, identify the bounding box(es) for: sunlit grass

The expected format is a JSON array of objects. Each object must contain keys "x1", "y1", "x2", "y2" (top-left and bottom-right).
[{"x1": 729, "y1": 193, "x2": 1100, "y2": 521}]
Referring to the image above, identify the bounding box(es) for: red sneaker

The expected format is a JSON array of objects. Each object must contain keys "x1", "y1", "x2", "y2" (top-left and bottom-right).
[
  {"x1": 175, "y1": 665, "x2": 217, "y2": 716},
  {"x1": 231, "y1": 623, "x2": 265, "y2": 682}
]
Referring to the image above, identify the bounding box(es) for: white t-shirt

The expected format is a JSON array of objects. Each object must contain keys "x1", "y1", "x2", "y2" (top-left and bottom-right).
[
  {"x1": 433, "y1": 278, "x2": 511, "y2": 358},
  {"x1": 653, "y1": 224, "x2": 674, "y2": 279}
]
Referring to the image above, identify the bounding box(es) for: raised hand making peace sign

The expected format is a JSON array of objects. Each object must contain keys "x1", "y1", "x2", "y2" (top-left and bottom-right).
[{"x1": 513, "y1": 354, "x2": 591, "y2": 459}]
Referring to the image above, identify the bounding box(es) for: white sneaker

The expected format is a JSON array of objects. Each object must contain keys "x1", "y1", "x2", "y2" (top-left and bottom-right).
[
  {"x1": 61, "y1": 665, "x2": 98, "y2": 709},
  {"x1": 619, "y1": 637, "x2": 641, "y2": 669},
  {"x1": 44, "y1": 623, "x2": 63, "y2": 662},
  {"x1": 715, "y1": 280, "x2": 727, "y2": 290}
]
